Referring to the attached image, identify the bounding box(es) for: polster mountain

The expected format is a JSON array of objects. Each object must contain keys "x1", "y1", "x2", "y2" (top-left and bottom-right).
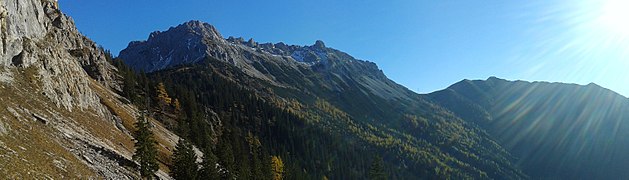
[{"x1": 119, "y1": 20, "x2": 527, "y2": 179}]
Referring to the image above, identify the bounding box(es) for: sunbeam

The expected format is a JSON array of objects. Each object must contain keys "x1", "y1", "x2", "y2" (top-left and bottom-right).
[
  {"x1": 596, "y1": 0, "x2": 629, "y2": 37},
  {"x1": 512, "y1": 0, "x2": 629, "y2": 97}
]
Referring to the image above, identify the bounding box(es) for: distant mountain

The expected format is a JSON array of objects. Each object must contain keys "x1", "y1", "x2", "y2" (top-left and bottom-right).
[
  {"x1": 119, "y1": 21, "x2": 526, "y2": 179},
  {"x1": 426, "y1": 77, "x2": 629, "y2": 179},
  {"x1": 119, "y1": 21, "x2": 415, "y2": 104}
]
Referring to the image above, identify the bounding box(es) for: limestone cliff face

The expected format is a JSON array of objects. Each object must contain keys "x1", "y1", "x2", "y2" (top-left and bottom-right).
[
  {"x1": 0, "y1": 0, "x2": 118, "y2": 110},
  {"x1": 0, "y1": 1, "x2": 180, "y2": 179}
]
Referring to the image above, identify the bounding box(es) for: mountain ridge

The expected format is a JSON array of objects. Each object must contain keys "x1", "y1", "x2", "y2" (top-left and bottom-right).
[
  {"x1": 119, "y1": 20, "x2": 416, "y2": 102},
  {"x1": 119, "y1": 19, "x2": 629, "y2": 179},
  {"x1": 426, "y1": 76, "x2": 629, "y2": 179},
  {"x1": 119, "y1": 20, "x2": 528, "y2": 179}
]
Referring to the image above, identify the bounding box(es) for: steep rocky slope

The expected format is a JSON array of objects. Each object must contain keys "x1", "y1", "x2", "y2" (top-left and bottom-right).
[
  {"x1": 0, "y1": 0, "x2": 181, "y2": 178},
  {"x1": 426, "y1": 77, "x2": 629, "y2": 179},
  {"x1": 1, "y1": 0, "x2": 117, "y2": 110}
]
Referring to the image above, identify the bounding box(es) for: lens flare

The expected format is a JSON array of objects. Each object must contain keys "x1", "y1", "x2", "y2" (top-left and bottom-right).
[
  {"x1": 596, "y1": 0, "x2": 629, "y2": 37},
  {"x1": 511, "y1": 0, "x2": 629, "y2": 98}
]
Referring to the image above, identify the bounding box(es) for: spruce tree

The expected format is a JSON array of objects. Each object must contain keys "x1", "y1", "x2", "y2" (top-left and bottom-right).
[
  {"x1": 198, "y1": 147, "x2": 220, "y2": 180},
  {"x1": 218, "y1": 137, "x2": 236, "y2": 179},
  {"x1": 170, "y1": 139, "x2": 198, "y2": 180},
  {"x1": 368, "y1": 155, "x2": 386, "y2": 180},
  {"x1": 133, "y1": 113, "x2": 159, "y2": 179}
]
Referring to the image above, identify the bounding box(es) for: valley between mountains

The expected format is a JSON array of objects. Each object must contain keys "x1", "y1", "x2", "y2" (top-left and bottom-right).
[{"x1": 1, "y1": 1, "x2": 628, "y2": 179}]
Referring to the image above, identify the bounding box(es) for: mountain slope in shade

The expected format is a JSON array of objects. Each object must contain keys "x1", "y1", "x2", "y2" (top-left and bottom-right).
[
  {"x1": 120, "y1": 21, "x2": 527, "y2": 179},
  {"x1": 426, "y1": 77, "x2": 629, "y2": 179}
]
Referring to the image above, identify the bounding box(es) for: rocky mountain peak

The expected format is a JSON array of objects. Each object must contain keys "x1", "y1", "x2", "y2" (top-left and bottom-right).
[
  {"x1": 227, "y1": 36, "x2": 246, "y2": 44},
  {"x1": 119, "y1": 20, "x2": 233, "y2": 72},
  {"x1": 246, "y1": 38, "x2": 257, "y2": 47},
  {"x1": 148, "y1": 30, "x2": 161, "y2": 39},
  {"x1": 177, "y1": 20, "x2": 224, "y2": 41},
  {"x1": 313, "y1": 40, "x2": 326, "y2": 49}
]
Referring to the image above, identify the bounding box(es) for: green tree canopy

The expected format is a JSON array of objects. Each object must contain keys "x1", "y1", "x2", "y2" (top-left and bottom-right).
[
  {"x1": 133, "y1": 112, "x2": 159, "y2": 179},
  {"x1": 369, "y1": 155, "x2": 387, "y2": 180},
  {"x1": 198, "y1": 147, "x2": 220, "y2": 180},
  {"x1": 170, "y1": 139, "x2": 198, "y2": 180}
]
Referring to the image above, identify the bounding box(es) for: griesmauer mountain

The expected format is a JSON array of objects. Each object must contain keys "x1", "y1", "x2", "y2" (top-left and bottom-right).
[
  {"x1": 2, "y1": 1, "x2": 629, "y2": 179},
  {"x1": 119, "y1": 20, "x2": 415, "y2": 103},
  {"x1": 119, "y1": 20, "x2": 526, "y2": 179}
]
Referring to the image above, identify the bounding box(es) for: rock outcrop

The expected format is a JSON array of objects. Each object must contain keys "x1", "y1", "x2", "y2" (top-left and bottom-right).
[
  {"x1": 0, "y1": 0, "x2": 179, "y2": 179},
  {"x1": 0, "y1": 0, "x2": 118, "y2": 110}
]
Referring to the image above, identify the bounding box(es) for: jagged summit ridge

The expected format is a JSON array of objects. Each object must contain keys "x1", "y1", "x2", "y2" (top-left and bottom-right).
[
  {"x1": 120, "y1": 20, "x2": 417, "y2": 102},
  {"x1": 313, "y1": 40, "x2": 326, "y2": 49},
  {"x1": 120, "y1": 19, "x2": 361, "y2": 73},
  {"x1": 150, "y1": 20, "x2": 224, "y2": 43},
  {"x1": 225, "y1": 37, "x2": 334, "y2": 63}
]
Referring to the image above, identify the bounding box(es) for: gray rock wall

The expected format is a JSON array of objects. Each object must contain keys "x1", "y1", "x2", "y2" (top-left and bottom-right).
[{"x1": 0, "y1": 0, "x2": 118, "y2": 110}]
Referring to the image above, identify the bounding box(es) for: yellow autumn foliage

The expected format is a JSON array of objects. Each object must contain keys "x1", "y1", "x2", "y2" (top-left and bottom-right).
[{"x1": 271, "y1": 156, "x2": 285, "y2": 180}]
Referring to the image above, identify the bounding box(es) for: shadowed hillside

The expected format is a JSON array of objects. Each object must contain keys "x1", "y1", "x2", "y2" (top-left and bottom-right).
[{"x1": 426, "y1": 77, "x2": 629, "y2": 179}]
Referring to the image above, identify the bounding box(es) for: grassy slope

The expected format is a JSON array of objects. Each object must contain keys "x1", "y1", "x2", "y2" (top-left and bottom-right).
[{"x1": 0, "y1": 67, "x2": 180, "y2": 177}]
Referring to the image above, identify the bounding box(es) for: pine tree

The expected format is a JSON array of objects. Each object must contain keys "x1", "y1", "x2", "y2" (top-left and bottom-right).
[
  {"x1": 368, "y1": 155, "x2": 386, "y2": 180},
  {"x1": 238, "y1": 157, "x2": 252, "y2": 179},
  {"x1": 218, "y1": 137, "x2": 236, "y2": 179},
  {"x1": 198, "y1": 147, "x2": 220, "y2": 180},
  {"x1": 133, "y1": 112, "x2": 159, "y2": 179},
  {"x1": 246, "y1": 132, "x2": 266, "y2": 179},
  {"x1": 170, "y1": 139, "x2": 198, "y2": 180}
]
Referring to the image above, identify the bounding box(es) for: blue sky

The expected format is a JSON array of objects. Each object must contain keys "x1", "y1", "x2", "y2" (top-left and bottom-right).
[{"x1": 60, "y1": 0, "x2": 629, "y2": 96}]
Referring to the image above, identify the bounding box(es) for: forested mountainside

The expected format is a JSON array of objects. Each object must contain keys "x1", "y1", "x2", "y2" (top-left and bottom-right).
[
  {"x1": 426, "y1": 77, "x2": 629, "y2": 179},
  {"x1": 117, "y1": 20, "x2": 526, "y2": 179},
  {"x1": 3, "y1": 1, "x2": 627, "y2": 179}
]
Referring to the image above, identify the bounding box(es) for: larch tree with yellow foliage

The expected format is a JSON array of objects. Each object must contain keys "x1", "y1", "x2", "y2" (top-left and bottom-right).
[
  {"x1": 271, "y1": 156, "x2": 285, "y2": 180},
  {"x1": 155, "y1": 82, "x2": 172, "y2": 110}
]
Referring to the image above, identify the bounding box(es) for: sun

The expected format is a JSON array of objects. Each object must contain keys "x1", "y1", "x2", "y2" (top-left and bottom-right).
[{"x1": 596, "y1": 0, "x2": 629, "y2": 36}]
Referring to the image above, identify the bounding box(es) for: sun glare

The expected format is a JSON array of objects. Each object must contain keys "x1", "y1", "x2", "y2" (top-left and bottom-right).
[{"x1": 596, "y1": 0, "x2": 629, "y2": 36}]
